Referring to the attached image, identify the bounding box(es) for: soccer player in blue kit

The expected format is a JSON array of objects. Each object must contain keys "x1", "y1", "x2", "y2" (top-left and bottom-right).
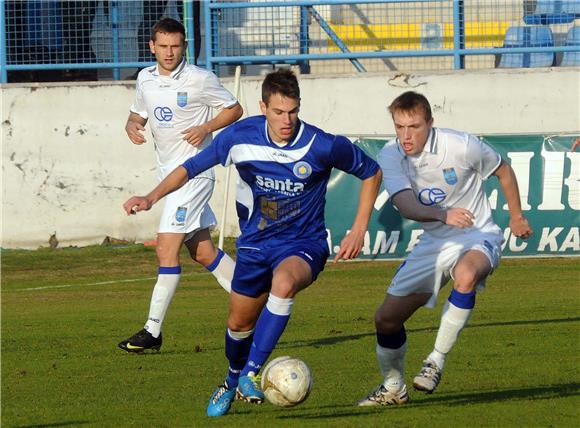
[{"x1": 123, "y1": 69, "x2": 382, "y2": 417}]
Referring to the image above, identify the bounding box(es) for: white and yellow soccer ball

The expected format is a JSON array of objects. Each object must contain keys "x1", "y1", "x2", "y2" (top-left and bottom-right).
[{"x1": 261, "y1": 356, "x2": 313, "y2": 407}]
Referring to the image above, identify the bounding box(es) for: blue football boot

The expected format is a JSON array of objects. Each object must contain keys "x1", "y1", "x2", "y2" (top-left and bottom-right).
[
  {"x1": 236, "y1": 374, "x2": 265, "y2": 404},
  {"x1": 207, "y1": 382, "x2": 236, "y2": 417}
]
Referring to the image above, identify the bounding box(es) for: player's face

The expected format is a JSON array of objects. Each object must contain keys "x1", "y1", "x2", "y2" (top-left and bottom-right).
[
  {"x1": 260, "y1": 94, "x2": 300, "y2": 145},
  {"x1": 149, "y1": 32, "x2": 186, "y2": 75},
  {"x1": 392, "y1": 109, "x2": 433, "y2": 156}
]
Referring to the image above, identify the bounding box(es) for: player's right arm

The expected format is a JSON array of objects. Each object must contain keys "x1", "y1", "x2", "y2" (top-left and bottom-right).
[
  {"x1": 391, "y1": 190, "x2": 474, "y2": 228},
  {"x1": 124, "y1": 166, "x2": 189, "y2": 215},
  {"x1": 125, "y1": 112, "x2": 148, "y2": 145},
  {"x1": 378, "y1": 143, "x2": 474, "y2": 228},
  {"x1": 124, "y1": 130, "x2": 230, "y2": 215}
]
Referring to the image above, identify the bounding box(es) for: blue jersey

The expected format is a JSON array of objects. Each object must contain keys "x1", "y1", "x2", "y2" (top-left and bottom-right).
[{"x1": 182, "y1": 115, "x2": 379, "y2": 247}]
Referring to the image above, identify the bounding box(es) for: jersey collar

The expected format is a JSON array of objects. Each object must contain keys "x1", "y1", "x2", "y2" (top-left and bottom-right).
[
  {"x1": 263, "y1": 119, "x2": 305, "y2": 148},
  {"x1": 425, "y1": 128, "x2": 437, "y2": 154},
  {"x1": 151, "y1": 58, "x2": 186, "y2": 79}
]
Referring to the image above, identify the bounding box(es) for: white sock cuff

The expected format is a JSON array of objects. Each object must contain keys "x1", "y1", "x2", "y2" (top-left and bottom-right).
[
  {"x1": 266, "y1": 294, "x2": 294, "y2": 316},
  {"x1": 227, "y1": 328, "x2": 254, "y2": 340},
  {"x1": 444, "y1": 300, "x2": 472, "y2": 323},
  {"x1": 376, "y1": 341, "x2": 407, "y2": 356}
]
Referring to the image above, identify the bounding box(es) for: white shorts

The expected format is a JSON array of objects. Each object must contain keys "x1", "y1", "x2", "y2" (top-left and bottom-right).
[
  {"x1": 158, "y1": 177, "x2": 217, "y2": 241},
  {"x1": 388, "y1": 229, "x2": 504, "y2": 308}
]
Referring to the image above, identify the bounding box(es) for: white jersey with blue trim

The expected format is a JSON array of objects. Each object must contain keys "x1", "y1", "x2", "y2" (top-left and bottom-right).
[
  {"x1": 183, "y1": 115, "x2": 380, "y2": 247},
  {"x1": 378, "y1": 127, "x2": 502, "y2": 239},
  {"x1": 130, "y1": 60, "x2": 238, "y2": 180}
]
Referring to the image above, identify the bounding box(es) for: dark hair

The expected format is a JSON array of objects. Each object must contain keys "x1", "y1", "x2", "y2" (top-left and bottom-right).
[
  {"x1": 151, "y1": 17, "x2": 185, "y2": 42},
  {"x1": 388, "y1": 91, "x2": 432, "y2": 122},
  {"x1": 261, "y1": 69, "x2": 300, "y2": 104}
]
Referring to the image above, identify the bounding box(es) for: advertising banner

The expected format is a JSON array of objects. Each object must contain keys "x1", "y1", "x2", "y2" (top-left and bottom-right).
[{"x1": 325, "y1": 135, "x2": 579, "y2": 259}]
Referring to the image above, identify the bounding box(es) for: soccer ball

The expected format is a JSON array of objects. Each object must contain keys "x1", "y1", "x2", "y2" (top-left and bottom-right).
[{"x1": 261, "y1": 356, "x2": 312, "y2": 407}]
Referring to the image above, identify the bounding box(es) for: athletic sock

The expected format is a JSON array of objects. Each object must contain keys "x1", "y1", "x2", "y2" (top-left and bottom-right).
[
  {"x1": 376, "y1": 328, "x2": 407, "y2": 390},
  {"x1": 225, "y1": 328, "x2": 254, "y2": 388},
  {"x1": 429, "y1": 289, "x2": 476, "y2": 370},
  {"x1": 241, "y1": 294, "x2": 294, "y2": 377},
  {"x1": 144, "y1": 266, "x2": 181, "y2": 338},
  {"x1": 205, "y1": 249, "x2": 234, "y2": 293}
]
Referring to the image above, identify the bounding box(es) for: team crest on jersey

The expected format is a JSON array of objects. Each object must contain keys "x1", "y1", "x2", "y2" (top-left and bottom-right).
[
  {"x1": 443, "y1": 168, "x2": 458, "y2": 185},
  {"x1": 174, "y1": 206, "x2": 187, "y2": 224},
  {"x1": 177, "y1": 92, "x2": 188, "y2": 107},
  {"x1": 293, "y1": 161, "x2": 312, "y2": 179}
]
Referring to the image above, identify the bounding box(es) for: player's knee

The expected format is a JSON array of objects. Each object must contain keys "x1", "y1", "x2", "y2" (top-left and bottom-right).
[
  {"x1": 271, "y1": 277, "x2": 298, "y2": 299},
  {"x1": 227, "y1": 317, "x2": 255, "y2": 332},
  {"x1": 453, "y1": 266, "x2": 478, "y2": 292},
  {"x1": 156, "y1": 246, "x2": 179, "y2": 265},
  {"x1": 374, "y1": 309, "x2": 401, "y2": 334},
  {"x1": 191, "y1": 248, "x2": 217, "y2": 267}
]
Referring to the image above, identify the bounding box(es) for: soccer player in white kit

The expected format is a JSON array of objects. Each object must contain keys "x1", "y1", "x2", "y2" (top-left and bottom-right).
[
  {"x1": 118, "y1": 18, "x2": 242, "y2": 353},
  {"x1": 358, "y1": 91, "x2": 533, "y2": 406}
]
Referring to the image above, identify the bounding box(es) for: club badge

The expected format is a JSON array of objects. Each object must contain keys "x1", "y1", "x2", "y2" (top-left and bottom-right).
[
  {"x1": 175, "y1": 206, "x2": 187, "y2": 223},
  {"x1": 177, "y1": 92, "x2": 188, "y2": 107},
  {"x1": 443, "y1": 168, "x2": 458, "y2": 185},
  {"x1": 293, "y1": 161, "x2": 312, "y2": 179}
]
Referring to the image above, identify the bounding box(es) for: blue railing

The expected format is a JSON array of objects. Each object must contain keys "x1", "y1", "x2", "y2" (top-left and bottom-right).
[{"x1": 1, "y1": 0, "x2": 579, "y2": 83}]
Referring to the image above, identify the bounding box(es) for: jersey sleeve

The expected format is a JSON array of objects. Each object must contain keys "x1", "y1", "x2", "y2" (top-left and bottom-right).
[
  {"x1": 181, "y1": 125, "x2": 235, "y2": 179},
  {"x1": 377, "y1": 142, "x2": 412, "y2": 199},
  {"x1": 129, "y1": 75, "x2": 148, "y2": 119},
  {"x1": 200, "y1": 71, "x2": 238, "y2": 110},
  {"x1": 329, "y1": 136, "x2": 379, "y2": 179},
  {"x1": 465, "y1": 134, "x2": 502, "y2": 180}
]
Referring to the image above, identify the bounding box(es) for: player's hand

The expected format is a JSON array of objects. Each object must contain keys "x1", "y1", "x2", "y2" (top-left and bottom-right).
[
  {"x1": 444, "y1": 208, "x2": 475, "y2": 229},
  {"x1": 123, "y1": 196, "x2": 152, "y2": 215},
  {"x1": 182, "y1": 124, "x2": 210, "y2": 147},
  {"x1": 509, "y1": 215, "x2": 532, "y2": 239},
  {"x1": 334, "y1": 229, "x2": 365, "y2": 262},
  {"x1": 126, "y1": 121, "x2": 146, "y2": 145}
]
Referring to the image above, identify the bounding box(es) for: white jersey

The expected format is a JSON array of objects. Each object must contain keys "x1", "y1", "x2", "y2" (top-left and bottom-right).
[
  {"x1": 378, "y1": 127, "x2": 502, "y2": 239},
  {"x1": 130, "y1": 60, "x2": 238, "y2": 180}
]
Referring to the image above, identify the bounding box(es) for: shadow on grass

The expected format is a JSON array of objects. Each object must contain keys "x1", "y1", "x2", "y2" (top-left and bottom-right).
[
  {"x1": 279, "y1": 316, "x2": 580, "y2": 349},
  {"x1": 14, "y1": 421, "x2": 90, "y2": 428},
  {"x1": 110, "y1": 316, "x2": 580, "y2": 355},
  {"x1": 275, "y1": 382, "x2": 580, "y2": 421}
]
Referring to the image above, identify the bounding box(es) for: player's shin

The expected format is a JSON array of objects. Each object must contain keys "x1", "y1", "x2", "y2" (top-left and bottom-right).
[
  {"x1": 144, "y1": 266, "x2": 181, "y2": 337},
  {"x1": 225, "y1": 328, "x2": 254, "y2": 388},
  {"x1": 205, "y1": 249, "x2": 234, "y2": 293},
  {"x1": 241, "y1": 294, "x2": 294, "y2": 376},
  {"x1": 429, "y1": 289, "x2": 476, "y2": 370},
  {"x1": 376, "y1": 328, "x2": 407, "y2": 390}
]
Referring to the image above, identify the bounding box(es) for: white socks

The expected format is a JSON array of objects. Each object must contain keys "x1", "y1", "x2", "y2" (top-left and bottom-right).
[
  {"x1": 144, "y1": 268, "x2": 181, "y2": 338},
  {"x1": 376, "y1": 342, "x2": 407, "y2": 391},
  {"x1": 429, "y1": 300, "x2": 473, "y2": 370},
  {"x1": 206, "y1": 249, "x2": 234, "y2": 293}
]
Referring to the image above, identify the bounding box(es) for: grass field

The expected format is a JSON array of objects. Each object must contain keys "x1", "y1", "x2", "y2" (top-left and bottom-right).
[{"x1": 2, "y1": 243, "x2": 579, "y2": 427}]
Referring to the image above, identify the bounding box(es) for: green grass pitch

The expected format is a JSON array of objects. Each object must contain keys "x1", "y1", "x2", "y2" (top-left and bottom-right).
[{"x1": 2, "y1": 243, "x2": 579, "y2": 427}]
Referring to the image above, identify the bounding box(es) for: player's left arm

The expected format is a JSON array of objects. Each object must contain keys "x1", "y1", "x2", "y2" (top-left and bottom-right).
[
  {"x1": 123, "y1": 139, "x2": 225, "y2": 215},
  {"x1": 330, "y1": 137, "x2": 383, "y2": 261},
  {"x1": 493, "y1": 160, "x2": 533, "y2": 239},
  {"x1": 182, "y1": 103, "x2": 243, "y2": 147},
  {"x1": 334, "y1": 167, "x2": 382, "y2": 262},
  {"x1": 182, "y1": 71, "x2": 244, "y2": 147}
]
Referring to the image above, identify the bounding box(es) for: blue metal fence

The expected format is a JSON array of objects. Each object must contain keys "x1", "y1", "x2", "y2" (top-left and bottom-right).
[{"x1": 1, "y1": 0, "x2": 579, "y2": 83}]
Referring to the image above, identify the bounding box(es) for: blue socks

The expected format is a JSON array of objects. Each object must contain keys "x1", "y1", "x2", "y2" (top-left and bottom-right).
[{"x1": 240, "y1": 294, "x2": 293, "y2": 377}]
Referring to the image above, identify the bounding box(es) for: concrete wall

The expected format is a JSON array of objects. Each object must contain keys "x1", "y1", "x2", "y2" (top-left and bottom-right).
[{"x1": 2, "y1": 68, "x2": 579, "y2": 248}]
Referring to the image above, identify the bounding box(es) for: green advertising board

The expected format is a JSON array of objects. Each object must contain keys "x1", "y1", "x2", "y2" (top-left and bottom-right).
[{"x1": 324, "y1": 135, "x2": 579, "y2": 259}]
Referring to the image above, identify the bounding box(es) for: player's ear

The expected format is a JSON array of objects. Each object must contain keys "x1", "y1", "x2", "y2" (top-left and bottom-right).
[
  {"x1": 259, "y1": 100, "x2": 267, "y2": 115},
  {"x1": 149, "y1": 39, "x2": 155, "y2": 54}
]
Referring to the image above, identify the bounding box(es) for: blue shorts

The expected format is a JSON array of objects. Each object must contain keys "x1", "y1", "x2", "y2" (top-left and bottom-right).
[{"x1": 232, "y1": 240, "x2": 329, "y2": 297}]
